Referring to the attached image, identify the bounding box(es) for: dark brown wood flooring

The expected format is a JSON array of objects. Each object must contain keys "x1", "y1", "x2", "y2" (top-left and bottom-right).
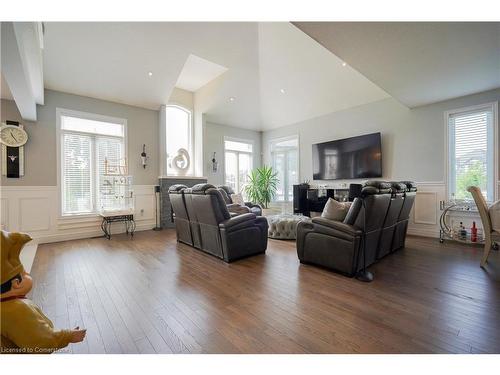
[{"x1": 30, "y1": 230, "x2": 500, "y2": 354}]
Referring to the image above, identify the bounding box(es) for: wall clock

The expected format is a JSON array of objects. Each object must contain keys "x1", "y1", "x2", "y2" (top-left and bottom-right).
[
  {"x1": 1, "y1": 121, "x2": 27, "y2": 178},
  {"x1": 1, "y1": 124, "x2": 28, "y2": 147}
]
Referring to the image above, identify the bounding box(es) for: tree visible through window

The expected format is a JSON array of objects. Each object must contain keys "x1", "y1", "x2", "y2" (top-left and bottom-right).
[{"x1": 447, "y1": 105, "x2": 495, "y2": 201}]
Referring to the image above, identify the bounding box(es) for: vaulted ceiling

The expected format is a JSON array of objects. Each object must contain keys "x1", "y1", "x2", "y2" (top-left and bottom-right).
[
  {"x1": 293, "y1": 22, "x2": 500, "y2": 108},
  {"x1": 4, "y1": 22, "x2": 499, "y2": 130}
]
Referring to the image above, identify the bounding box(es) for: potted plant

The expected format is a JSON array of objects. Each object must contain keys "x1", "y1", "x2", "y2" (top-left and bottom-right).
[{"x1": 245, "y1": 166, "x2": 279, "y2": 214}]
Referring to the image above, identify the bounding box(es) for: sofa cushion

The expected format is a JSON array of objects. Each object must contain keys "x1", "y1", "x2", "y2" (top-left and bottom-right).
[
  {"x1": 343, "y1": 198, "x2": 362, "y2": 225},
  {"x1": 231, "y1": 193, "x2": 245, "y2": 206},
  {"x1": 400, "y1": 181, "x2": 417, "y2": 192},
  {"x1": 321, "y1": 198, "x2": 351, "y2": 221},
  {"x1": 390, "y1": 182, "x2": 407, "y2": 194},
  {"x1": 362, "y1": 180, "x2": 392, "y2": 195},
  {"x1": 217, "y1": 188, "x2": 232, "y2": 204}
]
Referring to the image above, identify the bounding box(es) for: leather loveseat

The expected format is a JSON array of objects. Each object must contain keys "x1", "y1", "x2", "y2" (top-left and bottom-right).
[
  {"x1": 168, "y1": 183, "x2": 268, "y2": 262},
  {"x1": 296, "y1": 181, "x2": 417, "y2": 277}
]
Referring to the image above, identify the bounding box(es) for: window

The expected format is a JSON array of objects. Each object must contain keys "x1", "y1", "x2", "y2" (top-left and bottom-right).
[
  {"x1": 224, "y1": 138, "x2": 253, "y2": 194},
  {"x1": 166, "y1": 105, "x2": 192, "y2": 175},
  {"x1": 59, "y1": 110, "x2": 126, "y2": 216},
  {"x1": 447, "y1": 103, "x2": 497, "y2": 202},
  {"x1": 270, "y1": 136, "x2": 299, "y2": 202}
]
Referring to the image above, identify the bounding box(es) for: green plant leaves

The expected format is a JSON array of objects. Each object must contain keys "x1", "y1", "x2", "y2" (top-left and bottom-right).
[{"x1": 244, "y1": 165, "x2": 279, "y2": 208}]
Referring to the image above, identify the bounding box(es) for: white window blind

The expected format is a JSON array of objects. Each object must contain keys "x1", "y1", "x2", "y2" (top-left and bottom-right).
[
  {"x1": 60, "y1": 112, "x2": 125, "y2": 216},
  {"x1": 62, "y1": 133, "x2": 93, "y2": 214},
  {"x1": 448, "y1": 105, "x2": 494, "y2": 201}
]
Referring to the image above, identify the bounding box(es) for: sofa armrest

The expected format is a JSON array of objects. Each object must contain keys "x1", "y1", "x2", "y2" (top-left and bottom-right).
[
  {"x1": 311, "y1": 217, "x2": 362, "y2": 236},
  {"x1": 245, "y1": 202, "x2": 262, "y2": 209},
  {"x1": 227, "y1": 204, "x2": 251, "y2": 214},
  {"x1": 219, "y1": 213, "x2": 256, "y2": 230}
]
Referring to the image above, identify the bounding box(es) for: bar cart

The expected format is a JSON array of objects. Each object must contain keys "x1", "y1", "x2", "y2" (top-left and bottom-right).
[{"x1": 439, "y1": 200, "x2": 485, "y2": 245}]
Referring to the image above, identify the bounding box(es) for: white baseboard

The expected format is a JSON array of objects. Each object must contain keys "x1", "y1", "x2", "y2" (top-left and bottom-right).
[
  {"x1": 1, "y1": 185, "x2": 157, "y2": 244},
  {"x1": 35, "y1": 222, "x2": 155, "y2": 244}
]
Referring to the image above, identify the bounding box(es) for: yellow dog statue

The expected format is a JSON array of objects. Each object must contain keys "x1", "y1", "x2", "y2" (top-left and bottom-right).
[{"x1": 0, "y1": 230, "x2": 86, "y2": 353}]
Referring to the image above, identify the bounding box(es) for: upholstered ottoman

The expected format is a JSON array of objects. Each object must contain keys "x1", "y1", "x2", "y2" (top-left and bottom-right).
[{"x1": 267, "y1": 214, "x2": 310, "y2": 240}]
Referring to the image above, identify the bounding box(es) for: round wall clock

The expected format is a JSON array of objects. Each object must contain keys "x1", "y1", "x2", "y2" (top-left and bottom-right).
[{"x1": 0, "y1": 124, "x2": 29, "y2": 147}]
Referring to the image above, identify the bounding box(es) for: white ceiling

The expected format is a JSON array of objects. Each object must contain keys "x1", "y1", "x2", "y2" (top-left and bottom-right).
[
  {"x1": 175, "y1": 54, "x2": 228, "y2": 92},
  {"x1": 293, "y1": 22, "x2": 500, "y2": 108},
  {"x1": 258, "y1": 23, "x2": 389, "y2": 129},
  {"x1": 31, "y1": 22, "x2": 500, "y2": 131}
]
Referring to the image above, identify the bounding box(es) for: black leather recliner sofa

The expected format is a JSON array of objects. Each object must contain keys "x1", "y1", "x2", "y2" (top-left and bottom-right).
[
  {"x1": 168, "y1": 183, "x2": 268, "y2": 262},
  {"x1": 296, "y1": 181, "x2": 417, "y2": 277}
]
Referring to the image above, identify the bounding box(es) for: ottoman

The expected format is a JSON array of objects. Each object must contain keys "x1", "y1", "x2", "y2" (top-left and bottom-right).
[{"x1": 267, "y1": 214, "x2": 310, "y2": 240}]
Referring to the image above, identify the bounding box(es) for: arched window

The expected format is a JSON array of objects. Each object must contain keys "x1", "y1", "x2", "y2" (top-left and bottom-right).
[{"x1": 166, "y1": 105, "x2": 193, "y2": 175}]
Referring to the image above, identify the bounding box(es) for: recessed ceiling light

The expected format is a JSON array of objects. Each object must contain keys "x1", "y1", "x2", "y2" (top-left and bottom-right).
[
  {"x1": 341, "y1": 62, "x2": 347, "y2": 67},
  {"x1": 148, "y1": 71, "x2": 153, "y2": 77},
  {"x1": 229, "y1": 97, "x2": 235, "y2": 102},
  {"x1": 280, "y1": 88, "x2": 286, "y2": 94}
]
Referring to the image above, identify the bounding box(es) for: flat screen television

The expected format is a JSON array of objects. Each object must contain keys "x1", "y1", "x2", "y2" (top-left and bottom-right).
[{"x1": 312, "y1": 132, "x2": 382, "y2": 180}]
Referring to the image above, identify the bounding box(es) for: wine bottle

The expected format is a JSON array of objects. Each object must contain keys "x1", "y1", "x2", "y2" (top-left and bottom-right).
[{"x1": 471, "y1": 221, "x2": 477, "y2": 243}]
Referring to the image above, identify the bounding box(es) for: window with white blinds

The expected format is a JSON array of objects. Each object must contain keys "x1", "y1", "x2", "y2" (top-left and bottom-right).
[
  {"x1": 447, "y1": 104, "x2": 495, "y2": 202},
  {"x1": 59, "y1": 111, "x2": 126, "y2": 215}
]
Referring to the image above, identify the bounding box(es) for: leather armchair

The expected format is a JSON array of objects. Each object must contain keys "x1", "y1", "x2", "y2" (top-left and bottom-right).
[
  {"x1": 217, "y1": 185, "x2": 263, "y2": 216},
  {"x1": 183, "y1": 184, "x2": 268, "y2": 262},
  {"x1": 297, "y1": 180, "x2": 417, "y2": 277}
]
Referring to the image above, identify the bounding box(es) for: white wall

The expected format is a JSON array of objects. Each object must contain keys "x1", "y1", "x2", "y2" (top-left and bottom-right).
[
  {"x1": 263, "y1": 88, "x2": 500, "y2": 237},
  {"x1": 203, "y1": 121, "x2": 262, "y2": 186},
  {"x1": 263, "y1": 88, "x2": 500, "y2": 184},
  {"x1": 1, "y1": 90, "x2": 159, "y2": 243},
  {"x1": 1, "y1": 89, "x2": 160, "y2": 186}
]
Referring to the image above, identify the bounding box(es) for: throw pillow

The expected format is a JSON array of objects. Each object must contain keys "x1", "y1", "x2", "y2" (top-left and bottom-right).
[
  {"x1": 231, "y1": 193, "x2": 245, "y2": 206},
  {"x1": 321, "y1": 198, "x2": 352, "y2": 221},
  {"x1": 489, "y1": 200, "x2": 500, "y2": 232}
]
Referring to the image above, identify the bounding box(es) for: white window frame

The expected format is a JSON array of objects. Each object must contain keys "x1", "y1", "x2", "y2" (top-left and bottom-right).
[
  {"x1": 56, "y1": 108, "x2": 128, "y2": 218},
  {"x1": 269, "y1": 134, "x2": 300, "y2": 202},
  {"x1": 444, "y1": 101, "x2": 498, "y2": 202},
  {"x1": 165, "y1": 104, "x2": 194, "y2": 176},
  {"x1": 223, "y1": 136, "x2": 254, "y2": 194}
]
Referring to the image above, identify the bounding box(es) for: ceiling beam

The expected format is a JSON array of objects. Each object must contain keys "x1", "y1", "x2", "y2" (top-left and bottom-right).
[{"x1": 1, "y1": 22, "x2": 44, "y2": 121}]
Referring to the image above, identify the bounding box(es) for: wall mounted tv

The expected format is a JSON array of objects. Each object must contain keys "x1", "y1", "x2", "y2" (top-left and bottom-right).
[{"x1": 312, "y1": 132, "x2": 382, "y2": 180}]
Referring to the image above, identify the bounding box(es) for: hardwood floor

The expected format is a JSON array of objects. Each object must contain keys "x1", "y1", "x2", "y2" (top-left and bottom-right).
[{"x1": 29, "y1": 230, "x2": 500, "y2": 354}]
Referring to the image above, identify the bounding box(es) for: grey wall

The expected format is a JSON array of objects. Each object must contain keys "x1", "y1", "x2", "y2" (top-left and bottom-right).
[
  {"x1": 203, "y1": 121, "x2": 262, "y2": 186},
  {"x1": 263, "y1": 88, "x2": 500, "y2": 184},
  {"x1": 1, "y1": 89, "x2": 159, "y2": 186}
]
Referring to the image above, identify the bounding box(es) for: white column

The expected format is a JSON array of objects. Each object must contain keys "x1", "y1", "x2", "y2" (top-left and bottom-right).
[{"x1": 158, "y1": 105, "x2": 167, "y2": 177}]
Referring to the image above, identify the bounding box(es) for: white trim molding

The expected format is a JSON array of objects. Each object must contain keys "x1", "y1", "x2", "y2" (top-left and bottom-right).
[
  {"x1": 444, "y1": 101, "x2": 498, "y2": 202},
  {"x1": 0, "y1": 184, "x2": 156, "y2": 244},
  {"x1": 408, "y1": 182, "x2": 446, "y2": 238}
]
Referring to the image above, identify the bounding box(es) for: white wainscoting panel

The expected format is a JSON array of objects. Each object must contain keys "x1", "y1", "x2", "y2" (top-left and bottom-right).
[
  {"x1": 0, "y1": 185, "x2": 156, "y2": 244},
  {"x1": 407, "y1": 181, "x2": 485, "y2": 238},
  {"x1": 414, "y1": 192, "x2": 438, "y2": 225},
  {"x1": 408, "y1": 182, "x2": 446, "y2": 238},
  {"x1": 19, "y1": 196, "x2": 51, "y2": 231},
  {"x1": 1, "y1": 197, "x2": 8, "y2": 230}
]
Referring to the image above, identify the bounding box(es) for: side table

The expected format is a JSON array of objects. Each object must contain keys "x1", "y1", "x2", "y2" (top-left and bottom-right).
[{"x1": 100, "y1": 213, "x2": 135, "y2": 239}]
